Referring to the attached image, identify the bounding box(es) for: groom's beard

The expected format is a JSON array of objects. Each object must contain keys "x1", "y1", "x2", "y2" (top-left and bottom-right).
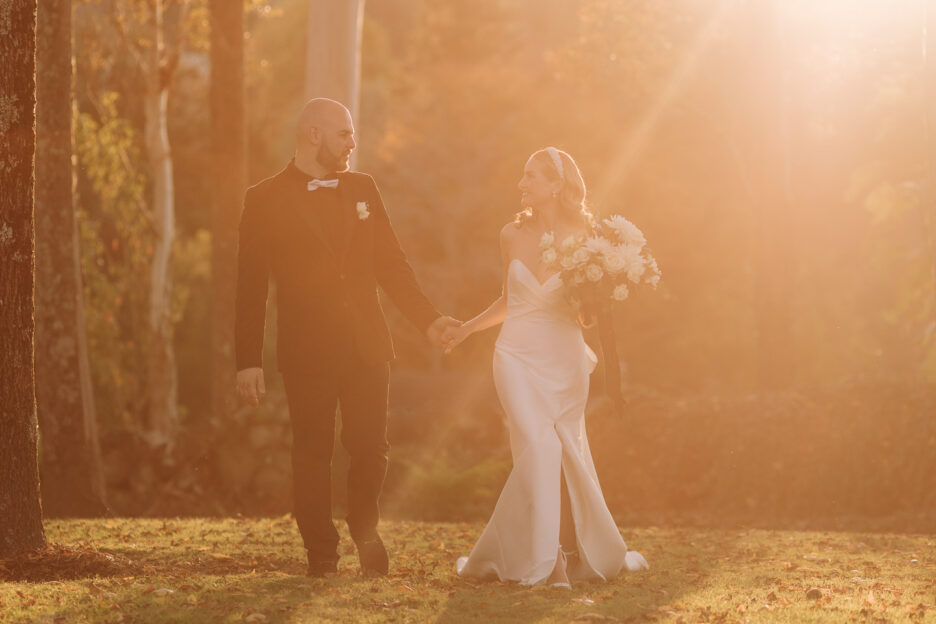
[{"x1": 317, "y1": 143, "x2": 350, "y2": 174}]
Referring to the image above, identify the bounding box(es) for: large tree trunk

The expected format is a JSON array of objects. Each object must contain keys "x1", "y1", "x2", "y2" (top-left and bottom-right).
[
  {"x1": 305, "y1": 0, "x2": 365, "y2": 165},
  {"x1": 0, "y1": 0, "x2": 47, "y2": 558},
  {"x1": 142, "y1": 0, "x2": 178, "y2": 444},
  {"x1": 209, "y1": 0, "x2": 245, "y2": 422},
  {"x1": 35, "y1": 0, "x2": 108, "y2": 517}
]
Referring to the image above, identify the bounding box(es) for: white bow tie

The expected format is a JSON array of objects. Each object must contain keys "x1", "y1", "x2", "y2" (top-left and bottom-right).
[{"x1": 307, "y1": 178, "x2": 339, "y2": 191}]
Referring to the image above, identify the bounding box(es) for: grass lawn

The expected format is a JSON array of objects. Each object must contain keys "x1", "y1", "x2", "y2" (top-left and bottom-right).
[{"x1": 1, "y1": 518, "x2": 934, "y2": 623}]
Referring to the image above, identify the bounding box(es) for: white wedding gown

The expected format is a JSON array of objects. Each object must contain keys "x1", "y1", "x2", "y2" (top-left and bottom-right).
[{"x1": 456, "y1": 259, "x2": 648, "y2": 585}]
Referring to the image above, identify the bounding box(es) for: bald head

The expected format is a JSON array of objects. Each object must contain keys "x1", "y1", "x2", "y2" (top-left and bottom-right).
[
  {"x1": 296, "y1": 98, "x2": 351, "y2": 145},
  {"x1": 294, "y1": 98, "x2": 356, "y2": 174}
]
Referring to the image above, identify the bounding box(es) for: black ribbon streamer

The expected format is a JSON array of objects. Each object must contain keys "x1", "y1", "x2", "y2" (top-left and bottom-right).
[{"x1": 596, "y1": 301, "x2": 624, "y2": 417}]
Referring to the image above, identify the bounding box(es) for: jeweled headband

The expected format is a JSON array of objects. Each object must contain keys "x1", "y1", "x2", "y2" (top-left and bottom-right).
[{"x1": 545, "y1": 146, "x2": 564, "y2": 180}]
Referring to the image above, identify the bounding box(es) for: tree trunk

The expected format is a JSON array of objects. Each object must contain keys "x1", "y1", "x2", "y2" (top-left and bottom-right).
[
  {"x1": 305, "y1": 0, "x2": 365, "y2": 165},
  {"x1": 0, "y1": 0, "x2": 47, "y2": 558},
  {"x1": 142, "y1": 0, "x2": 178, "y2": 444},
  {"x1": 35, "y1": 0, "x2": 108, "y2": 517},
  {"x1": 209, "y1": 0, "x2": 245, "y2": 423}
]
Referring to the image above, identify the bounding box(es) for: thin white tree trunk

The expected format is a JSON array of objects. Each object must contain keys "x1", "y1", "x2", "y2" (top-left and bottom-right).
[
  {"x1": 305, "y1": 0, "x2": 365, "y2": 165},
  {"x1": 142, "y1": 0, "x2": 178, "y2": 444}
]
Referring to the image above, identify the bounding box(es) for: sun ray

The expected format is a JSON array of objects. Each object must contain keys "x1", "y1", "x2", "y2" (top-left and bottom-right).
[{"x1": 594, "y1": 0, "x2": 735, "y2": 206}]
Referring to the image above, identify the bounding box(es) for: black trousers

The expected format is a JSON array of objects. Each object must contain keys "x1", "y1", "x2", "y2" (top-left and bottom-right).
[{"x1": 282, "y1": 354, "x2": 390, "y2": 563}]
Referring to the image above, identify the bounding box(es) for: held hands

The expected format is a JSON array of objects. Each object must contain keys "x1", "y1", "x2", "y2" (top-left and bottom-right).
[
  {"x1": 442, "y1": 323, "x2": 472, "y2": 354},
  {"x1": 426, "y1": 315, "x2": 462, "y2": 352},
  {"x1": 236, "y1": 367, "x2": 266, "y2": 408}
]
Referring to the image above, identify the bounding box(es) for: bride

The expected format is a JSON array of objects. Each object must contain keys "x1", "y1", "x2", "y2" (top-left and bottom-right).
[{"x1": 443, "y1": 147, "x2": 649, "y2": 588}]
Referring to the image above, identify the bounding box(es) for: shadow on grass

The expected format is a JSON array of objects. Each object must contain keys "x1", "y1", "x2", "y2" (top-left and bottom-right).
[
  {"x1": 100, "y1": 545, "x2": 306, "y2": 578},
  {"x1": 435, "y1": 527, "x2": 740, "y2": 623},
  {"x1": 43, "y1": 574, "x2": 325, "y2": 624}
]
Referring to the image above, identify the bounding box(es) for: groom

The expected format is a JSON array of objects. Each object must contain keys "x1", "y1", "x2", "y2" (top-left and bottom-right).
[{"x1": 234, "y1": 98, "x2": 458, "y2": 577}]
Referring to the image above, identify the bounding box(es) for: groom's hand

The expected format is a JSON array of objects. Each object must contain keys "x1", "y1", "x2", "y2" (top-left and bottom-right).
[
  {"x1": 426, "y1": 315, "x2": 461, "y2": 351},
  {"x1": 442, "y1": 323, "x2": 471, "y2": 354},
  {"x1": 236, "y1": 367, "x2": 266, "y2": 408}
]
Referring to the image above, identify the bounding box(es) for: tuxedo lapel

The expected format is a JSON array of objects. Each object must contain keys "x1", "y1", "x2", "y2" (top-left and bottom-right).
[
  {"x1": 287, "y1": 177, "x2": 340, "y2": 269},
  {"x1": 335, "y1": 172, "x2": 357, "y2": 269}
]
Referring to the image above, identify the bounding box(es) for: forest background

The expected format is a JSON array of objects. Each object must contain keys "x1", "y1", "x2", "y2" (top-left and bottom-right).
[{"x1": 27, "y1": 0, "x2": 936, "y2": 531}]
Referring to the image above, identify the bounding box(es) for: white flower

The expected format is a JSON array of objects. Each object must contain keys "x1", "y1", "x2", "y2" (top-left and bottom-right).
[
  {"x1": 646, "y1": 257, "x2": 661, "y2": 288},
  {"x1": 626, "y1": 261, "x2": 646, "y2": 283},
  {"x1": 572, "y1": 248, "x2": 590, "y2": 267},
  {"x1": 612, "y1": 283, "x2": 630, "y2": 301},
  {"x1": 560, "y1": 254, "x2": 578, "y2": 271},
  {"x1": 560, "y1": 235, "x2": 578, "y2": 252},
  {"x1": 585, "y1": 263, "x2": 604, "y2": 282},
  {"x1": 541, "y1": 247, "x2": 558, "y2": 266},
  {"x1": 539, "y1": 232, "x2": 555, "y2": 249},
  {"x1": 585, "y1": 235, "x2": 614, "y2": 256},
  {"x1": 603, "y1": 247, "x2": 628, "y2": 274},
  {"x1": 622, "y1": 245, "x2": 647, "y2": 283},
  {"x1": 605, "y1": 215, "x2": 646, "y2": 249},
  {"x1": 356, "y1": 201, "x2": 370, "y2": 220}
]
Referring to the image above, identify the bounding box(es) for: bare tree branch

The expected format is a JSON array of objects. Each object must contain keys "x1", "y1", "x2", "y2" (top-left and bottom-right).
[{"x1": 109, "y1": 0, "x2": 149, "y2": 74}]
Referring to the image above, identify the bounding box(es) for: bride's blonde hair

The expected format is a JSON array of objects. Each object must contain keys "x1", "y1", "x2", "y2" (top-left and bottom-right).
[{"x1": 516, "y1": 147, "x2": 596, "y2": 230}]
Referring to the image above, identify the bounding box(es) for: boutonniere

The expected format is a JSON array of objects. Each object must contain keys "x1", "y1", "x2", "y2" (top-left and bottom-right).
[{"x1": 356, "y1": 201, "x2": 370, "y2": 221}]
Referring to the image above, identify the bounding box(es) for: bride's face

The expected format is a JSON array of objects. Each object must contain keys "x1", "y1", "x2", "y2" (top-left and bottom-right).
[{"x1": 518, "y1": 157, "x2": 559, "y2": 209}]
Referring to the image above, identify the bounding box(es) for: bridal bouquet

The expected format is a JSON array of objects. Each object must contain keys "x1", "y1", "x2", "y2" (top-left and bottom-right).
[{"x1": 540, "y1": 215, "x2": 660, "y2": 315}]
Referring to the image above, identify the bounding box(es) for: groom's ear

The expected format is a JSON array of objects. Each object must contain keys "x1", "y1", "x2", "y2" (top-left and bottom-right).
[{"x1": 307, "y1": 125, "x2": 321, "y2": 145}]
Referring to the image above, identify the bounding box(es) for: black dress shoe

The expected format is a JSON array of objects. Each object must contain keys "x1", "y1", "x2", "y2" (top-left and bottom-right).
[
  {"x1": 306, "y1": 558, "x2": 337, "y2": 578},
  {"x1": 356, "y1": 535, "x2": 388, "y2": 576}
]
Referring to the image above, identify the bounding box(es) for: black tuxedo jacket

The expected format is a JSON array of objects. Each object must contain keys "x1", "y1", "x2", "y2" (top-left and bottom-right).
[{"x1": 235, "y1": 162, "x2": 440, "y2": 373}]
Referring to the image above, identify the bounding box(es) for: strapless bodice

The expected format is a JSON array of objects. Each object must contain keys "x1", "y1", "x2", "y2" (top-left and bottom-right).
[
  {"x1": 496, "y1": 259, "x2": 596, "y2": 376},
  {"x1": 503, "y1": 259, "x2": 577, "y2": 324}
]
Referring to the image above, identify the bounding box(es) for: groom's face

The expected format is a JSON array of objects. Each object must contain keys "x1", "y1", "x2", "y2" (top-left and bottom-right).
[{"x1": 315, "y1": 110, "x2": 356, "y2": 173}]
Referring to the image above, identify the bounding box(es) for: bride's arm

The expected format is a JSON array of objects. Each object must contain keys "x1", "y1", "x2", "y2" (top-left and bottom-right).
[{"x1": 443, "y1": 224, "x2": 516, "y2": 352}]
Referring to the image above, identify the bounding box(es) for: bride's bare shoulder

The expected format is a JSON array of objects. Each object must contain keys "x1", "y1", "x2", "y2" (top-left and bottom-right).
[
  {"x1": 500, "y1": 220, "x2": 524, "y2": 241},
  {"x1": 499, "y1": 221, "x2": 525, "y2": 257}
]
